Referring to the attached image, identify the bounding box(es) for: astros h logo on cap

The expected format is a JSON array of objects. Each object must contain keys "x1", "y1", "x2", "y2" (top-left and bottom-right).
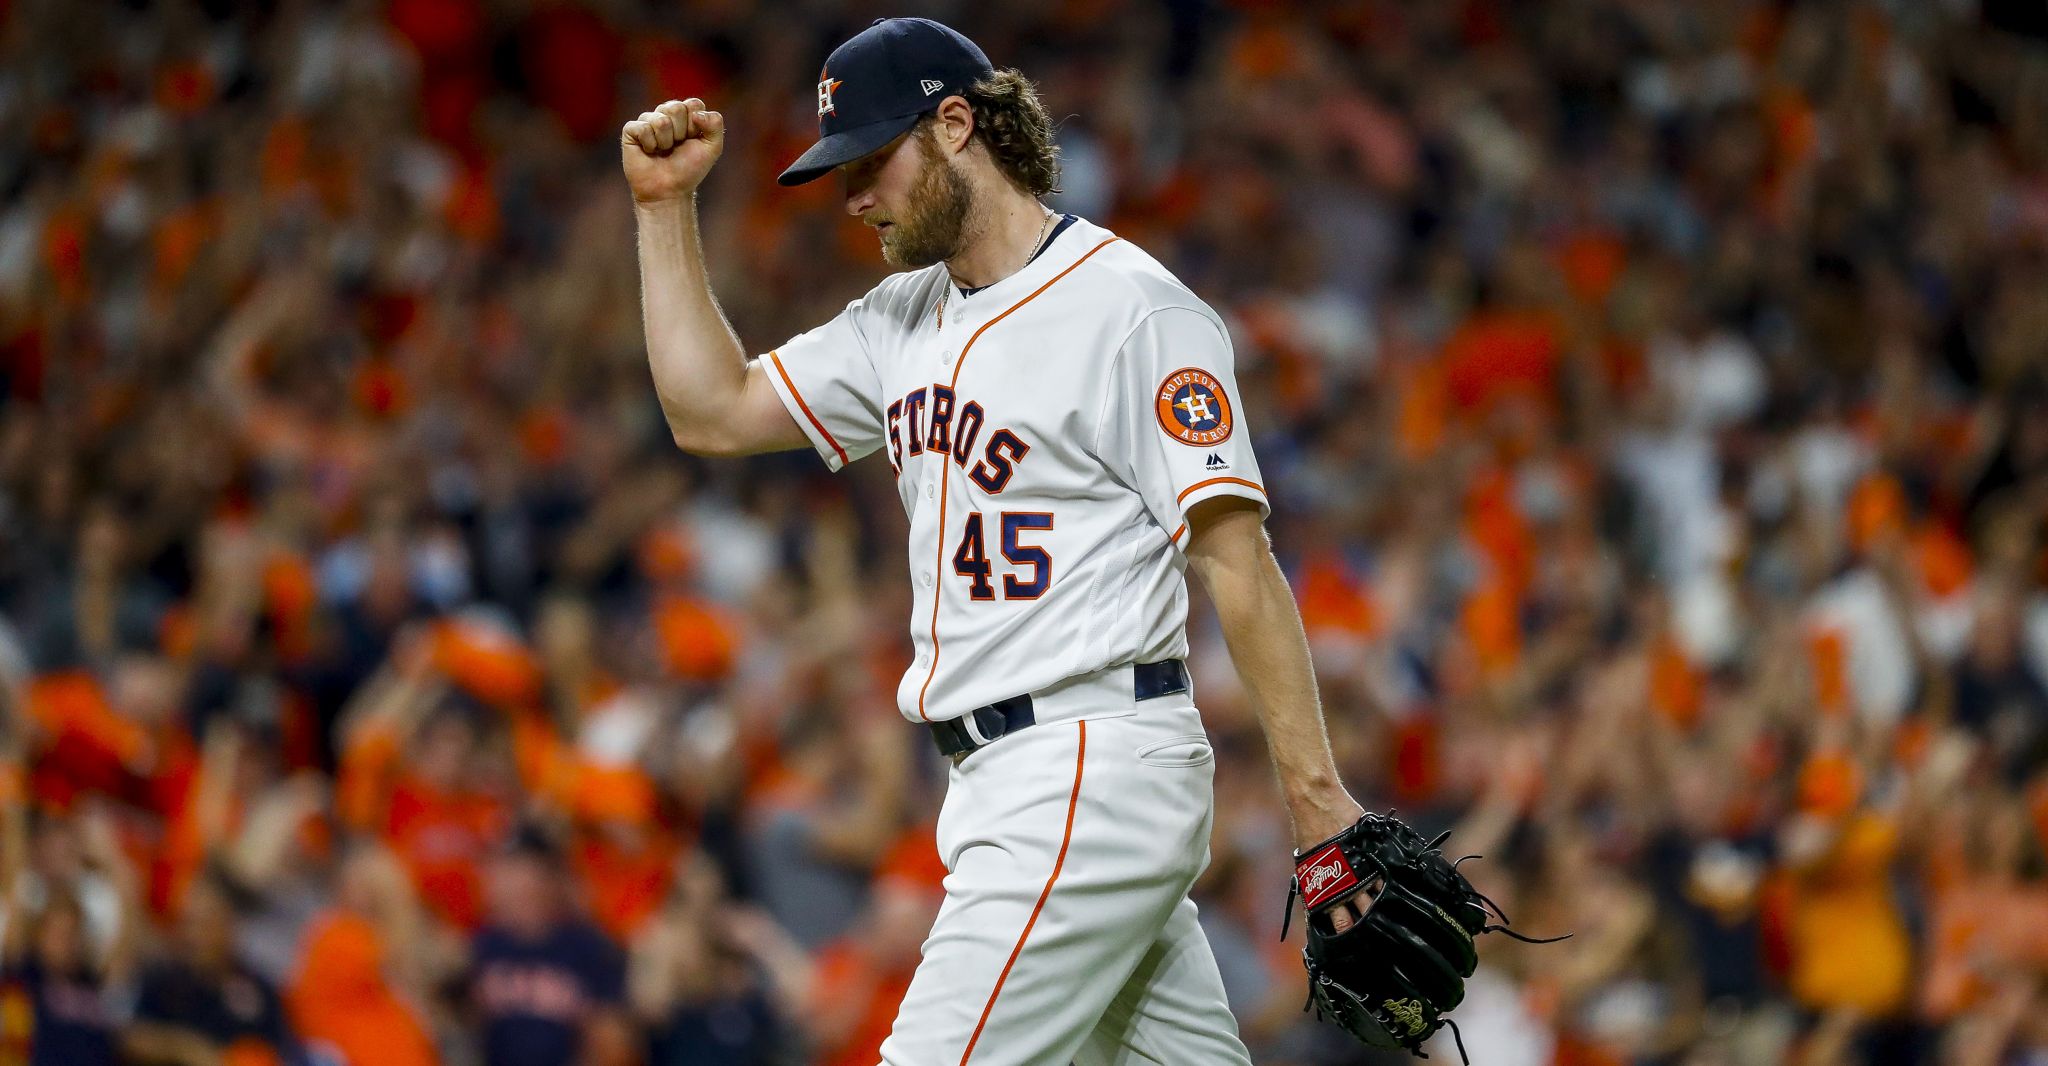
[
  {"x1": 817, "y1": 71, "x2": 843, "y2": 116},
  {"x1": 778, "y1": 18, "x2": 995, "y2": 187}
]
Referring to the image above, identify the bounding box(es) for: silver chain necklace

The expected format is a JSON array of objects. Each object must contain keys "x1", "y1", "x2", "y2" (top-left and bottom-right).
[{"x1": 937, "y1": 209, "x2": 1056, "y2": 332}]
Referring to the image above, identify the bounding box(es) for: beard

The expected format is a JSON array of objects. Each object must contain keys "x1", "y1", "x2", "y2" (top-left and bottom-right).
[{"x1": 876, "y1": 131, "x2": 975, "y2": 269}]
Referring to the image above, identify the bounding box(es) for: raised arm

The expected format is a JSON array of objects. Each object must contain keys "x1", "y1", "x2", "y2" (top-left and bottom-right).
[
  {"x1": 0, "y1": 748, "x2": 27, "y2": 965},
  {"x1": 623, "y1": 98, "x2": 809, "y2": 457},
  {"x1": 77, "y1": 804, "x2": 145, "y2": 984},
  {"x1": 1182, "y1": 498, "x2": 1363, "y2": 849}
]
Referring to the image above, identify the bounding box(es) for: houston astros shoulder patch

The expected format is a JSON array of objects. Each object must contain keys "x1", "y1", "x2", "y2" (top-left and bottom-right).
[{"x1": 1155, "y1": 367, "x2": 1233, "y2": 446}]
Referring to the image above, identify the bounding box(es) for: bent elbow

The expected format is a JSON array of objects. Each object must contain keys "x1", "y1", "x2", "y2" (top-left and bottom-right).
[{"x1": 668, "y1": 422, "x2": 745, "y2": 458}]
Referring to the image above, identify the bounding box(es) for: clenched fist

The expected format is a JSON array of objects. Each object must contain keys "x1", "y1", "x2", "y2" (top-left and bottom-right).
[{"x1": 622, "y1": 98, "x2": 726, "y2": 204}]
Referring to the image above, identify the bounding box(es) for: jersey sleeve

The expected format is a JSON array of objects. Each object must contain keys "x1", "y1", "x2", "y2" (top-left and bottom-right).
[
  {"x1": 759, "y1": 298, "x2": 888, "y2": 472},
  {"x1": 1100, "y1": 306, "x2": 1270, "y2": 550}
]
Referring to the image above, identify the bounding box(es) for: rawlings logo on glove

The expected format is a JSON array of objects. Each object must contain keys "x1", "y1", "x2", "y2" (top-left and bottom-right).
[
  {"x1": 1284, "y1": 812, "x2": 1566, "y2": 1063},
  {"x1": 1296, "y1": 844, "x2": 1359, "y2": 908}
]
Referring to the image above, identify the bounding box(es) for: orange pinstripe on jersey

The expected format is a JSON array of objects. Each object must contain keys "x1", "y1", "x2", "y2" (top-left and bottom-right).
[
  {"x1": 1168, "y1": 477, "x2": 1268, "y2": 546},
  {"x1": 768, "y1": 349, "x2": 850, "y2": 468},
  {"x1": 958, "y1": 720, "x2": 1087, "y2": 1063},
  {"x1": 1174, "y1": 475, "x2": 1265, "y2": 507}
]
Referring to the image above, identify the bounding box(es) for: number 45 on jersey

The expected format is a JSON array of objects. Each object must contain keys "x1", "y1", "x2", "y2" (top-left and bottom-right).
[{"x1": 952, "y1": 512, "x2": 1052, "y2": 601}]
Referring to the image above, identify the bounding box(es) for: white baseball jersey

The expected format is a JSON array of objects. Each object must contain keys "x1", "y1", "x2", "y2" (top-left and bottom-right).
[{"x1": 759, "y1": 215, "x2": 1268, "y2": 723}]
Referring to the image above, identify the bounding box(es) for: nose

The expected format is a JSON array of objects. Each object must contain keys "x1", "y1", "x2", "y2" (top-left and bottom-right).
[
  {"x1": 842, "y1": 164, "x2": 879, "y2": 217},
  {"x1": 844, "y1": 184, "x2": 875, "y2": 217}
]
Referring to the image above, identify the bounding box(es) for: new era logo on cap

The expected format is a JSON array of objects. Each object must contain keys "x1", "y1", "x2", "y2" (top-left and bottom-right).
[{"x1": 921, "y1": 78, "x2": 944, "y2": 96}]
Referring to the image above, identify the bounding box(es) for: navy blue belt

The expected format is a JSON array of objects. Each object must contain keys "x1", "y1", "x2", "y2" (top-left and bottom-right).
[{"x1": 929, "y1": 659, "x2": 1189, "y2": 758}]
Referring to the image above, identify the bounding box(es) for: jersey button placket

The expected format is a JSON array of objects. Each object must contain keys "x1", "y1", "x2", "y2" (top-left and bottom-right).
[
  {"x1": 927, "y1": 342, "x2": 950, "y2": 589},
  {"x1": 917, "y1": 326, "x2": 966, "y2": 722}
]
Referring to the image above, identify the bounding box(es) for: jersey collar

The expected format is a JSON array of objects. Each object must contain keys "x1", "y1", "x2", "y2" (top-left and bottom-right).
[
  {"x1": 951, "y1": 214, "x2": 1106, "y2": 303},
  {"x1": 930, "y1": 215, "x2": 1112, "y2": 334},
  {"x1": 955, "y1": 213, "x2": 1081, "y2": 298}
]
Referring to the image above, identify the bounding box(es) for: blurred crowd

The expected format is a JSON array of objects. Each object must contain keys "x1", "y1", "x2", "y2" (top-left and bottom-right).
[{"x1": 4, "y1": 0, "x2": 2048, "y2": 1064}]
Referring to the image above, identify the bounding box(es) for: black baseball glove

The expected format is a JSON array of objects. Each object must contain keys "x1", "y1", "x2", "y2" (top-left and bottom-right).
[{"x1": 1283, "y1": 812, "x2": 1563, "y2": 1062}]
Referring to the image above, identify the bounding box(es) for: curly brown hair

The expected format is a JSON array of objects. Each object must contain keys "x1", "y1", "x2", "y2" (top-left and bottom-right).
[{"x1": 923, "y1": 68, "x2": 1061, "y2": 198}]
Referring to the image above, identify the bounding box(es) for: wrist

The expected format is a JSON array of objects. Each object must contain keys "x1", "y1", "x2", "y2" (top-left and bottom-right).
[
  {"x1": 633, "y1": 192, "x2": 699, "y2": 216},
  {"x1": 1288, "y1": 788, "x2": 1364, "y2": 851}
]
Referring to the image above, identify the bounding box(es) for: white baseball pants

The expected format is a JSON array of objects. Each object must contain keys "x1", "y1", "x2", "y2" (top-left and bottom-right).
[{"x1": 877, "y1": 671, "x2": 1254, "y2": 1065}]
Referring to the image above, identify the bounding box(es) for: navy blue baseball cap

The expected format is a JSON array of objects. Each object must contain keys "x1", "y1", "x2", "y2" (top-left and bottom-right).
[{"x1": 777, "y1": 18, "x2": 994, "y2": 187}]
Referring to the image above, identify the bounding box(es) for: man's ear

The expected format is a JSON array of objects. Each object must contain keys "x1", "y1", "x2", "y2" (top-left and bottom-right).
[{"x1": 932, "y1": 96, "x2": 976, "y2": 157}]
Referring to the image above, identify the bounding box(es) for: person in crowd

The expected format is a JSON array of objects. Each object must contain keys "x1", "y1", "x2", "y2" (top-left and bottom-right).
[
  {"x1": 0, "y1": 801, "x2": 139, "y2": 1066},
  {"x1": 288, "y1": 842, "x2": 442, "y2": 1066},
  {"x1": 467, "y1": 835, "x2": 629, "y2": 1066},
  {"x1": 126, "y1": 873, "x2": 292, "y2": 1066},
  {"x1": 630, "y1": 856, "x2": 800, "y2": 1066}
]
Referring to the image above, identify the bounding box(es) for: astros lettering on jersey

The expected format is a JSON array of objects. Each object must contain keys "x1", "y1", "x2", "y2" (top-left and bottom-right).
[{"x1": 759, "y1": 215, "x2": 1268, "y2": 725}]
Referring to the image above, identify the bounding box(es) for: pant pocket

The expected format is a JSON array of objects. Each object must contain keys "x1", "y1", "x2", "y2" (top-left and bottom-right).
[{"x1": 1134, "y1": 734, "x2": 1214, "y2": 768}]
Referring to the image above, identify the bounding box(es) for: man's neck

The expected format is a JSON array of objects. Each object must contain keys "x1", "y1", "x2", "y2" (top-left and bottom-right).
[{"x1": 944, "y1": 187, "x2": 1052, "y2": 290}]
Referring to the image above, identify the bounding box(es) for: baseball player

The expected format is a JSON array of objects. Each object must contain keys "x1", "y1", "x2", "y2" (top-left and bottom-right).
[{"x1": 623, "y1": 18, "x2": 1370, "y2": 1064}]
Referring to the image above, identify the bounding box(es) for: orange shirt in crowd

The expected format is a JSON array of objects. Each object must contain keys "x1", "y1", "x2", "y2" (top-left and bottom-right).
[
  {"x1": 808, "y1": 942, "x2": 916, "y2": 1066},
  {"x1": 1296, "y1": 551, "x2": 1381, "y2": 641},
  {"x1": 1442, "y1": 309, "x2": 1562, "y2": 413},
  {"x1": 338, "y1": 718, "x2": 507, "y2": 930},
  {"x1": 150, "y1": 739, "x2": 233, "y2": 919},
  {"x1": 23, "y1": 672, "x2": 148, "y2": 806},
  {"x1": 652, "y1": 594, "x2": 738, "y2": 683},
  {"x1": 805, "y1": 831, "x2": 939, "y2": 1066},
  {"x1": 1786, "y1": 812, "x2": 1913, "y2": 1015},
  {"x1": 432, "y1": 619, "x2": 544, "y2": 710},
  {"x1": 337, "y1": 724, "x2": 402, "y2": 833},
  {"x1": 385, "y1": 778, "x2": 507, "y2": 931},
  {"x1": 1920, "y1": 880, "x2": 2048, "y2": 1020},
  {"x1": 289, "y1": 910, "x2": 439, "y2": 1066},
  {"x1": 574, "y1": 829, "x2": 678, "y2": 944}
]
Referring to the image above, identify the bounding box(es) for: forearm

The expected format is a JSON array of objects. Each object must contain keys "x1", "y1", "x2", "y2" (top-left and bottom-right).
[
  {"x1": 1187, "y1": 508, "x2": 1355, "y2": 842},
  {"x1": 0, "y1": 780, "x2": 27, "y2": 959},
  {"x1": 634, "y1": 198, "x2": 751, "y2": 452},
  {"x1": 744, "y1": 933, "x2": 815, "y2": 1019},
  {"x1": 225, "y1": 783, "x2": 315, "y2": 890},
  {"x1": 85, "y1": 819, "x2": 144, "y2": 980},
  {"x1": 192, "y1": 727, "x2": 240, "y2": 848},
  {"x1": 124, "y1": 1025, "x2": 222, "y2": 1066},
  {"x1": 0, "y1": 775, "x2": 25, "y2": 899},
  {"x1": 1210, "y1": 551, "x2": 1347, "y2": 825},
  {"x1": 627, "y1": 944, "x2": 676, "y2": 1023},
  {"x1": 809, "y1": 723, "x2": 908, "y2": 864}
]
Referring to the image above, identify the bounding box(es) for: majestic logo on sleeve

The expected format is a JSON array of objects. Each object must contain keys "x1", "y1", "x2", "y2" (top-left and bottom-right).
[
  {"x1": 817, "y1": 72, "x2": 843, "y2": 116},
  {"x1": 1155, "y1": 367, "x2": 1234, "y2": 446}
]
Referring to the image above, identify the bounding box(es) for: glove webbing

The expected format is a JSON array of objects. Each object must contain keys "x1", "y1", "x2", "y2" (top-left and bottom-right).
[{"x1": 1303, "y1": 966, "x2": 1472, "y2": 1064}]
